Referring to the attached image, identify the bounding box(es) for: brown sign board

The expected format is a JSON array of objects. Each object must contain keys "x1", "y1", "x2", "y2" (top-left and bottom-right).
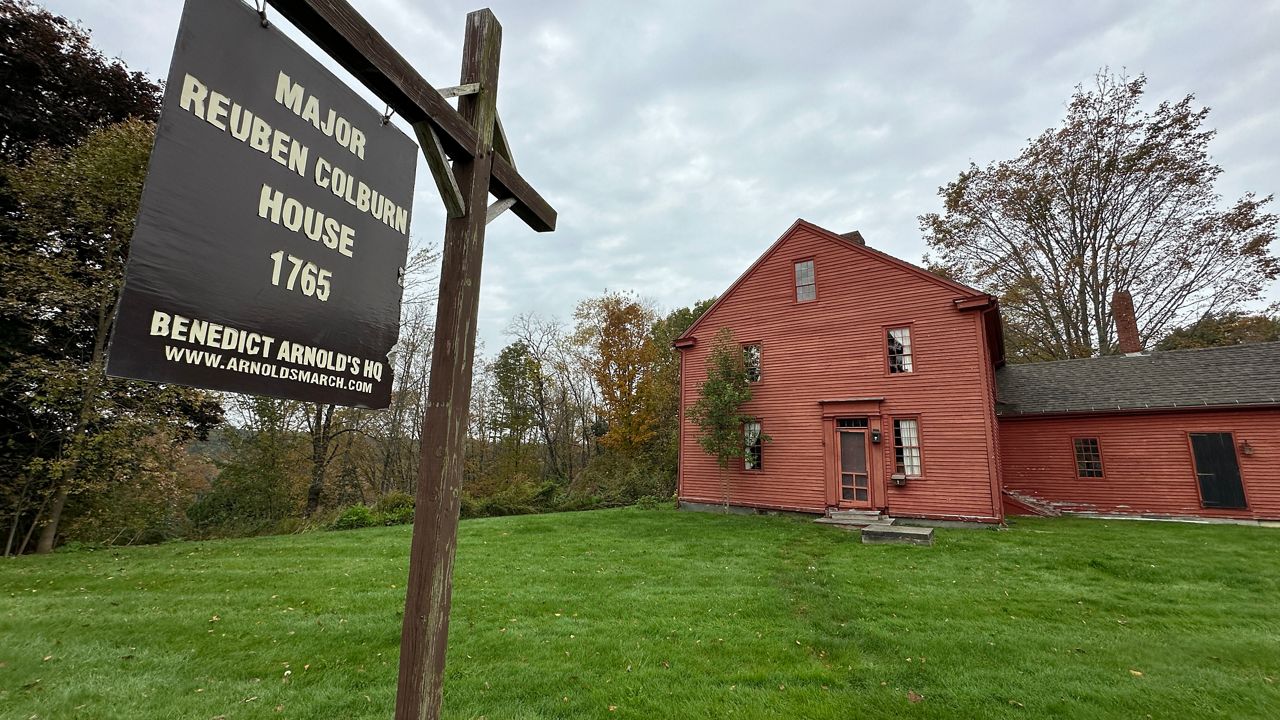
[{"x1": 106, "y1": 0, "x2": 417, "y2": 408}]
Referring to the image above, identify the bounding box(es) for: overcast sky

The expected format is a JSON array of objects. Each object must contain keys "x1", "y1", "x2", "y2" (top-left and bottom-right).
[{"x1": 47, "y1": 0, "x2": 1280, "y2": 352}]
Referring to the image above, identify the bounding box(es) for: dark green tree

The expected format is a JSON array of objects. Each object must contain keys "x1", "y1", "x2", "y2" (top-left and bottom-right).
[
  {"x1": 488, "y1": 341, "x2": 540, "y2": 469},
  {"x1": 922, "y1": 70, "x2": 1278, "y2": 361}
]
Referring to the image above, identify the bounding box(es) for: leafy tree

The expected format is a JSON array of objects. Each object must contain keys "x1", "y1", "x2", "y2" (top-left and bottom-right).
[
  {"x1": 188, "y1": 397, "x2": 305, "y2": 534},
  {"x1": 573, "y1": 291, "x2": 661, "y2": 455},
  {"x1": 687, "y1": 329, "x2": 757, "y2": 505},
  {"x1": 0, "y1": 2, "x2": 190, "y2": 553},
  {"x1": 921, "y1": 70, "x2": 1279, "y2": 361},
  {"x1": 645, "y1": 297, "x2": 716, "y2": 477},
  {"x1": 1156, "y1": 309, "x2": 1280, "y2": 351},
  {"x1": 1, "y1": 120, "x2": 222, "y2": 553},
  {"x1": 488, "y1": 341, "x2": 540, "y2": 470}
]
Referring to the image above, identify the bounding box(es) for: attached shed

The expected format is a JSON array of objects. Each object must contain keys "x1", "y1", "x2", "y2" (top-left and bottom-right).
[{"x1": 997, "y1": 342, "x2": 1280, "y2": 521}]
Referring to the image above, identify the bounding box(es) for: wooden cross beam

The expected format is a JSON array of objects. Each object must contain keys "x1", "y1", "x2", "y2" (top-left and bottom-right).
[
  {"x1": 265, "y1": 0, "x2": 556, "y2": 232},
  {"x1": 263, "y1": 3, "x2": 556, "y2": 719}
]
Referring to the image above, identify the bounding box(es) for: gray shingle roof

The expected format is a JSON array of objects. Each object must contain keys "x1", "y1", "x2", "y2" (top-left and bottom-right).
[{"x1": 995, "y1": 341, "x2": 1280, "y2": 416}]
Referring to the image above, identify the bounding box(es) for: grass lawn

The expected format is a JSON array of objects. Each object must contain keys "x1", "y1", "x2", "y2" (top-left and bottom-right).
[{"x1": 2, "y1": 508, "x2": 1278, "y2": 719}]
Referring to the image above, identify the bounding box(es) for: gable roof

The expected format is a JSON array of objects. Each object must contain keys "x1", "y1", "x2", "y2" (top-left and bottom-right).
[
  {"x1": 995, "y1": 341, "x2": 1280, "y2": 417},
  {"x1": 677, "y1": 219, "x2": 991, "y2": 342}
]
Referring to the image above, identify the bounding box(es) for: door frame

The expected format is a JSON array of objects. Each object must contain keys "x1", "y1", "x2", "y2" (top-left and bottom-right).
[
  {"x1": 819, "y1": 398, "x2": 885, "y2": 510},
  {"x1": 835, "y1": 424, "x2": 872, "y2": 508}
]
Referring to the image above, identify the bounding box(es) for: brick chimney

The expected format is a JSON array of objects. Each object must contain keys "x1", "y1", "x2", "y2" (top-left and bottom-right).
[
  {"x1": 840, "y1": 230, "x2": 866, "y2": 246},
  {"x1": 1112, "y1": 290, "x2": 1143, "y2": 354}
]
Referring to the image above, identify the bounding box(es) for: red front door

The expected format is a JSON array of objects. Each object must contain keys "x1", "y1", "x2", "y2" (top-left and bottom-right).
[{"x1": 838, "y1": 428, "x2": 871, "y2": 508}]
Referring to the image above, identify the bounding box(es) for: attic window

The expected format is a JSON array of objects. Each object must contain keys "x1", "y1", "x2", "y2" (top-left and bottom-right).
[
  {"x1": 887, "y1": 327, "x2": 913, "y2": 373},
  {"x1": 1074, "y1": 438, "x2": 1104, "y2": 478},
  {"x1": 794, "y1": 260, "x2": 816, "y2": 302},
  {"x1": 743, "y1": 344, "x2": 761, "y2": 382}
]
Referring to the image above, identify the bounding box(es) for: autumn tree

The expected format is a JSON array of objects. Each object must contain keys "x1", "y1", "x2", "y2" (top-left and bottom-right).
[
  {"x1": 921, "y1": 70, "x2": 1279, "y2": 361},
  {"x1": 1156, "y1": 309, "x2": 1280, "y2": 351},
  {"x1": 687, "y1": 329, "x2": 756, "y2": 505},
  {"x1": 573, "y1": 291, "x2": 661, "y2": 455}
]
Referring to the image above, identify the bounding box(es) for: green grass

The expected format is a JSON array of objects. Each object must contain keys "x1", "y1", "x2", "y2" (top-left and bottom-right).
[{"x1": 2, "y1": 509, "x2": 1278, "y2": 719}]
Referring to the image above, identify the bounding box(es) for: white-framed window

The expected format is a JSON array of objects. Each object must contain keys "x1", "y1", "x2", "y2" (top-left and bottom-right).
[
  {"x1": 887, "y1": 327, "x2": 913, "y2": 373},
  {"x1": 744, "y1": 421, "x2": 762, "y2": 470},
  {"x1": 794, "y1": 260, "x2": 816, "y2": 302},
  {"x1": 893, "y1": 418, "x2": 922, "y2": 476},
  {"x1": 743, "y1": 343, "x2": 761, "y2": 382}
]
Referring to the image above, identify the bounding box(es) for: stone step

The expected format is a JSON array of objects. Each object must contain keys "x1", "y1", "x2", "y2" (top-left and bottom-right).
[
  {"x1": 827, "y1": 509, "x2": 884, "y2": 521},
  {"x1": 861, "y1": 524, "x2": 934, "y2": 546},
  {"x1": 815, "y1": 516, "x2": 895, "y2": 529}
]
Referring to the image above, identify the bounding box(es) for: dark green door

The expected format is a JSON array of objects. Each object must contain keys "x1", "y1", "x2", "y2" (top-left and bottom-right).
[{"x1": 1189, "y1": 433, "x2": 1247, "y2": 509}]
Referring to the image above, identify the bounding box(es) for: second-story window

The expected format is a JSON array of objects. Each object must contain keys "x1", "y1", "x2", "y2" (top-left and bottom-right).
[
  {"x1": 794, "y1": 260, "x2": 816, "y2": 302},
  {"x1": 743, "y1": 343, "x2": 761, "y2": 382},
  {"x1": 887, "y1": 327, "x2": 913, "y2": 373}
]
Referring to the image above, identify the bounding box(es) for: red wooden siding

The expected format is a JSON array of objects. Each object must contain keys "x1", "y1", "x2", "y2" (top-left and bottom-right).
[
  {"x1": 677, "y1": 220, "x2": 1002, "y2": 522},
  {"x1": 1000, "y1": 409, "x2": 1280, "y2": 520}
]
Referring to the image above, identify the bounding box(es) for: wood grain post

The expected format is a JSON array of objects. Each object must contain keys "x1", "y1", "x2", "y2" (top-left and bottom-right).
[{"x1": 394, "y1": 10, "x2": 501, "y2": 720}]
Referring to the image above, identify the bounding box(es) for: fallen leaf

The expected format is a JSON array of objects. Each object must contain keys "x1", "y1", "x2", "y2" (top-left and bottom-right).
[{"x1": 907, "y1": 691, "x2": 923, "y2": 703}]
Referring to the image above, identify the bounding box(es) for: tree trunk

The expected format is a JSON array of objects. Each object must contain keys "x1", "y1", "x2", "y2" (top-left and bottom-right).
[
  {"x1": 36, "y1": 303, "x2": 112, "y2": 553},
  {"x1": 4, "y1": 477, "x2": 33, "y2": 557},
  {"x1": 34, "y1": 485, "x2": 70, "y2": 553},
  {"x1": 305, "y1": 403, "x2": 336, "y2": 516},
  {"x1": 18, "y1": 495, "x2": 49, "y2": 556}
]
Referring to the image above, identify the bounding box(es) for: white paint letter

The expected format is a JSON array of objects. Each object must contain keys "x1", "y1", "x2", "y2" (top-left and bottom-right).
[
  {"x1": 258, "y1": 184, "x2": 283, "y2": 223},
  {"x1": 350, "y1": 128, "x2": 366, "y2": 159},
  {"x1": 274, "y1": 72, "x2": 305, "y2": 114},
  {"x1": 249, "y1": 117, "x2": 272, "y2": 153},
  {"x1": 150, "y1": 311, "x2": 171, "y2": 337},
  {"x1": 178, "y1": 74, "x2": 207, "y2": 117},
  {"x1": 206, "y1": 91, "x2": 230, "y2": 130}
]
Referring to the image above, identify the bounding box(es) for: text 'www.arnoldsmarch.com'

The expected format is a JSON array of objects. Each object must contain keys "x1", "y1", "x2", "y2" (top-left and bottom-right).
[{"x1": 163, "y1": 345, "x2": 375, "y2": 394}]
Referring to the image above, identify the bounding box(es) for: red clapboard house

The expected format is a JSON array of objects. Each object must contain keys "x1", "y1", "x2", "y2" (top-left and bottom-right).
[
  {"x1": 675, "y1": 220, "x2": 1008, "y2": 523},
  {"x1": 675, "y1": 219, "x2": 1280, "y2": 524}
]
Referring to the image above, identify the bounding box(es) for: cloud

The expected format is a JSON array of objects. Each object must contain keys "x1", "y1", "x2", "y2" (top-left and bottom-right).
[{"x1": 48, "y1": 0, "x2": 1280, "y2": 351}]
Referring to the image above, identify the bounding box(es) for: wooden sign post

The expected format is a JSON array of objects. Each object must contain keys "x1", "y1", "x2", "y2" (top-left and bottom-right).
[{"x1": 264, "y1": 3, "x2": 556, "y2": 718}]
